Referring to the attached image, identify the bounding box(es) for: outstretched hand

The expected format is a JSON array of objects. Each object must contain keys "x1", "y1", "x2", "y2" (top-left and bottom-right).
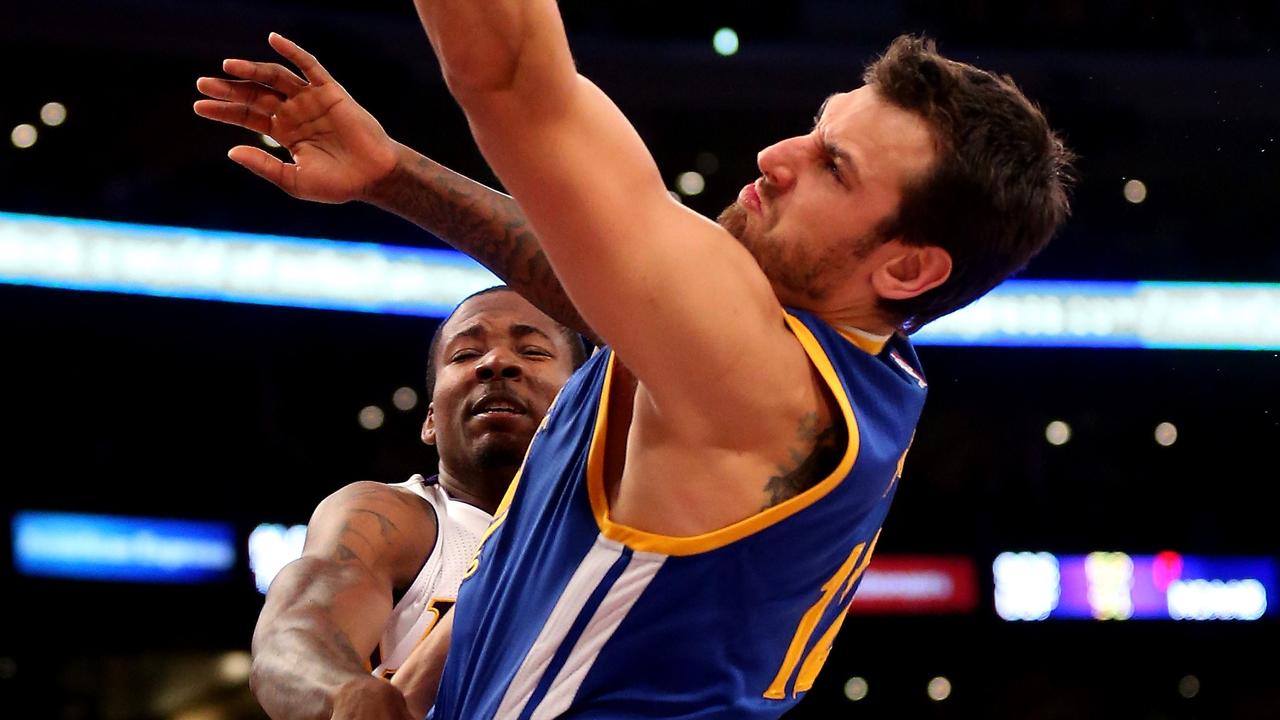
[{"x1": 194, "y1": 33, "x2": 398, "y2": 204}]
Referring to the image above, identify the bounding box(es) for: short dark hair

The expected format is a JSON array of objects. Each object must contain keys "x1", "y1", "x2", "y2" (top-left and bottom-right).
[
  {"x1": 864, "y1": 35, "x2": 1076, "y2": 332},
  {"x1": 424, "y1": 286, "x2": 589, "y2": 399}
]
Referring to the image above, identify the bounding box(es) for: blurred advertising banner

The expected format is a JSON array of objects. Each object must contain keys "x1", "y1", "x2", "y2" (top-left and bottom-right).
[{"x1": 848, "y1": 555, "x2": 979, "y2": 615}]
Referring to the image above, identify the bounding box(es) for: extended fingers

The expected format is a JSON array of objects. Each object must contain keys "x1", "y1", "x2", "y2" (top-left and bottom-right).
[
  {"x1": 193, "y1": 99, "x2": 274, "y2": 135},
  {"x1": 268, "y1": 33, "x2": 334, "y2": 85},
  {"x1": 221, "y1": 58, "x2": 308, "y2": 96},
  {"x1": 196, "y1": 77, "x2": 285, "y2": 114}
]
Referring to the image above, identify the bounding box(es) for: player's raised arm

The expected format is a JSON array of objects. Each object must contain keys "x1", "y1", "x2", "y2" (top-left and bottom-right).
[
  {"x1": 195, "y1": 34, "x2": 593, "y2": 342},
  {"x1": 250, "y1": 482, "x2": 433, "y2": 720},
  {"x1": 412, "y1": 1, "x2": 804, "y2": 443}
]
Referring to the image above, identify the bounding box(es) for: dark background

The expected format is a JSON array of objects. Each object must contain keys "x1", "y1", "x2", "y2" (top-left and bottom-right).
[{"x1": 2, "y1": 1, "x2": 1278, "y2": 718}]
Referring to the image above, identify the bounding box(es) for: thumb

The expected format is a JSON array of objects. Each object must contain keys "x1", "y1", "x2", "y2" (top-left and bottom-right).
[{"x1": 228, "y1": 145, "x2": 296, "y2": 196}]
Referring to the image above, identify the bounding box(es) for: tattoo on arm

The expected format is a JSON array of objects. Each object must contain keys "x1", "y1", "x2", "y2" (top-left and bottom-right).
[
  {"x1": 333, "y1": 544, "x2": 357, "y2": 563},
  {"x1": 351, "y1": 508, "x2": 399, "y2": 540},
  {"x1": 330, "y1": 629, "x2": 364, "y2": 667},
  {"x1": 369, "y1": 152, "x2": 596, "y2": 342},
  {"x1": 763, "y1": 412, "x2": 847, "y2": 508}
]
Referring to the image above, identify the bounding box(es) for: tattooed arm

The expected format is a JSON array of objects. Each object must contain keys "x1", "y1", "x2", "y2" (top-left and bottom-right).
[
  {"x1": 250, "y1": 481, "x2": 435, "y2": 720},
  {"x1": 365, "y1": 143, "x2": 595, "y2": 343},
  {"x1": 194, "y1": 34, "x2": 594, "y2": 343}
]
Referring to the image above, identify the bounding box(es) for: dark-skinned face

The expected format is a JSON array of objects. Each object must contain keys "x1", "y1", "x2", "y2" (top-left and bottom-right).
[{"x1": 423, "y1": 291, "x2": 577, "y2": 480}]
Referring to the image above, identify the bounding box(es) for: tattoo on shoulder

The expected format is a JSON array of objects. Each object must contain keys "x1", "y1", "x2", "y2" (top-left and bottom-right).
[
  {"x1": 351, "y1": 508, "x2": 399, "y2": 540},
  {"x1": 762, "y1": 412, "x2": 847, "y2": 509},
  {"x1": 333, "y1": 544, "x2": 357, "y2": 563}
]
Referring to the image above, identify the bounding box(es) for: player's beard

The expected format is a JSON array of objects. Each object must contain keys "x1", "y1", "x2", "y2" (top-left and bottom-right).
[{"x1": 716, "y1": 201, "x2": 877, "y2": 305}]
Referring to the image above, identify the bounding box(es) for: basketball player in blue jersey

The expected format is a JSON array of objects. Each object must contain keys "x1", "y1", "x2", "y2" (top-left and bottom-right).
[
  {"x1": 247, "y1": 288, "x2": 584, "y2": 720},
  {"x1": 196, "y1": 17, "x2": 1073, "y2": 718}
]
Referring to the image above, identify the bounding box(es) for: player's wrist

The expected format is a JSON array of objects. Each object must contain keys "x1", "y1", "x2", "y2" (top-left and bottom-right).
[
  {"x1": 330, "y1": 673, "x2": 399, "y2": 707},
  {"x1": 360, "y1": 141, "x2": 416, "y2": 207}
]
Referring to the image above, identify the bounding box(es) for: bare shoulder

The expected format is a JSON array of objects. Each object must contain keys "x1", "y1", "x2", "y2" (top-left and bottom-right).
[
  {"x1": 306, "y1": 480, "x2": 439, "y2": 586},
  {"x1": 617, "y1": 330, "x2": 845, "y2": 534}
]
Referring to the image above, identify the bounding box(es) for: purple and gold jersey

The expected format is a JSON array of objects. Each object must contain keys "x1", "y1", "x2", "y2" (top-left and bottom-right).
[{"x1": 432, "y1": 310, "x2": 928, "y2": 719}]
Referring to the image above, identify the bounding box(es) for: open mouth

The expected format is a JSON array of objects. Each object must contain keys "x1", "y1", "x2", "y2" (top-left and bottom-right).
[{"x1": 470, "y1": 394, "x2": 528, "y2": 418}]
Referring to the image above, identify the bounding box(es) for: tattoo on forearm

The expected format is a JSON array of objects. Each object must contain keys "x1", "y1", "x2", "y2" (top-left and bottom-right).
[
  {"x1": 763, "y1": 412, "x2": 846, "y2": 508},
  {"x1": 375, "y1": 156, "x2": 592, "y2": 340}
]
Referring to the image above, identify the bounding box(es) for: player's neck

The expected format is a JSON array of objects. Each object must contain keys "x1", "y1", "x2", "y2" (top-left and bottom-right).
[
  {"x1": 436, "y1": 463, "x2": 517, "y2": 515},
  {"x1": 816, "y1": 306, "x2": 897, "y2": 337}
]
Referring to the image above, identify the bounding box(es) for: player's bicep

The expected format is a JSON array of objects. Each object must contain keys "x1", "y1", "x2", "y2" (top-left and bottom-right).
[
  {"x1": 255, "y1": 484, "x2": 438, "y2": 657},
  {"x1": 302, "y1": 482, "x2": 437, "y2": 586},
  {"x1": 465, "y1": 77, "x2": 791, "y2": 423}
]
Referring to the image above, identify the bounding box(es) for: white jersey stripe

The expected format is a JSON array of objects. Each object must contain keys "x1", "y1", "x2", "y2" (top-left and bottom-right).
[
  {"x1": 494, "y1": 536, "x2": 628, "y2": 718},
  {"x1": 530, "y1": 542, "x2": 666, "y2": 719}
]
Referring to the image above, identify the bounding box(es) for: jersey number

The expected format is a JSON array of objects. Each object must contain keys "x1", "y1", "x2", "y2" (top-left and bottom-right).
[{"x1": 763, "y1": 529, "x2": 880, "y2": 700}]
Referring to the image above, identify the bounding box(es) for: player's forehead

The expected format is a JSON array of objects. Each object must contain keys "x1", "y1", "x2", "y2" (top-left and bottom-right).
[
  {"x1": 816, "y1": 87, "x2": 936, "y2": 186},
  {"x1": 442, "y1": 291, "x2": 558, "y2": 343}
]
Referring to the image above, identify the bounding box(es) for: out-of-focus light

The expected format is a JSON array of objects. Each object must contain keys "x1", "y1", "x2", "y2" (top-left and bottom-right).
[
  {"x1": 1152, "y1": 550, "x2": 1184, "y2": 592},
  {"x1": 1085, "y1": 551, "x2": 1135, "y2": 621},
  {"x1": 0, "y1": 211, "x2": 501, "y2": 318},
  {"x1": 40, "y1": 102, "x2": 67, "y2": 127},
  {"x1": 11, "y1": 124, "x2": 37, "y2": 149},
  {"x1": 1167, "y1": 578, "x2": 1267, "y2": 620},
  {"x1": 173, "y1": 707, "x2": 225, "y2": 720},
  {"x1": 676, "y1": 171, "x2": 706, "y2": 196},
  {"x1": 843, "y1": 676, "x2": 868, "y2": 701},
  {"x1": 696, "y1": 152, "x2": 719, "y2": 175},
  {"x1": 1179, "y1": 674, "x2": 1200, "y2": 699},
  {"x1": 927, "y1": 676, "x2": 952, "y2": 701},
  {"x1": 915, "y1": 279, "x2": 1280, "y2": 351},
  {"x1": 261, "y1": 134, "x2": 282, "y2": 148},
  {"x1": 993, "y1": 551, "x2": 1060, "y2": 621},
  {"x1": 393, "y1": 387, "x2": 419, "y2": 411},
  {"x1": 0, "y1": 657, "x2": 15, "y2": 681},
  {"x1": 13, "y1": 512, "x2": 235, "y2": 583},
  {"x1": 217, "y1": 651, "x2": 252, "y2": 684},
  {"x1": 247, "y1": 523, "x2": 307, "y2": 594},
  {"x1": 713, "y1": 27, "x2": 739, "y2": 56},
  {"x1": 1123, "y1": 179, "x2": 1148, "y2": 204},
  {"x1": 1155, "y1": 421, "x2": 1178, "y2": 446},
  {"x1": 358, "y1": 405, "x2": 385, "y2": 430},
  {"x1": 1045, "y1": 420, "x2": 1071, "y2": 445},
  {"x1": 668, "y1": 191, "x2": 683, "y2": 204}
]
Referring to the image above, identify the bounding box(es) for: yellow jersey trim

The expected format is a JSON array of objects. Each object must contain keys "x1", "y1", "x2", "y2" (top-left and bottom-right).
[
  {"x1": 585, "y1": 312, "x2": 861, "y2": 556},
  {"x1": 833, "y1": 325, "x2": 889, "y2": 355}
]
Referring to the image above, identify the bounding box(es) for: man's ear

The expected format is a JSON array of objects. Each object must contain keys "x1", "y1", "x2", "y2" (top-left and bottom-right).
[
  {"x1": 422, "y1": 403, "x2": 437, "y2": 446},
  {"x1": 871, "y1": 242, "x2": 952, "y2": 300}
]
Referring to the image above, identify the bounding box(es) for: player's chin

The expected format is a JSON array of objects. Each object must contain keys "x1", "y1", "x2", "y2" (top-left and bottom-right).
[
  {"x1": 471, "y1": 433, "x2": 532, "y2": 468},
  {"x1": 468, "y1": 414, "x2": 536, "y2": 445}
]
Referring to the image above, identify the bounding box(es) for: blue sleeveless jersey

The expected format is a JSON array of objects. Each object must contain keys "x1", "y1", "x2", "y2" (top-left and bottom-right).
[{"x1": 431, "y1": 310, "x2": 928, "y2": 719}]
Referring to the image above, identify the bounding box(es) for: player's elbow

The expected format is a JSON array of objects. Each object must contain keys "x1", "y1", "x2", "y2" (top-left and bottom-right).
[
  {"x1": 439, "y1": 44, "x2": 521, "y2": 99},
  {"x1": 247, "y1": 651, "x2": 278, "y2": 714}
]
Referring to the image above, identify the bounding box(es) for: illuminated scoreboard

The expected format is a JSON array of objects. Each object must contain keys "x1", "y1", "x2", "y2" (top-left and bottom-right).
[{"x1": 994, "y1": 551, "x2": 1275, "y2": 621}]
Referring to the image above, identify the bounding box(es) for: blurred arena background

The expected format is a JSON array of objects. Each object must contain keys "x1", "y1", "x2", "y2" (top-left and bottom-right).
[{"x1": 2, "y1": 1, "x2": 1278, "y2": 717}]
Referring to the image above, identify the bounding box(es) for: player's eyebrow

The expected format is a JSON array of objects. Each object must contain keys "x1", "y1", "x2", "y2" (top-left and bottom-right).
[
  {"x1": 819, "y1": 132, "x2": 861, "y2": 187},
  {"x1": 447, "y1": 323, "x2": 488, "y2": 346},
  {"x1": 812, "y1": 93, "x2": 837, "y2": 130},
  {"x1": 510, "y1": 323, "x2": 554, "y2": 343}
]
